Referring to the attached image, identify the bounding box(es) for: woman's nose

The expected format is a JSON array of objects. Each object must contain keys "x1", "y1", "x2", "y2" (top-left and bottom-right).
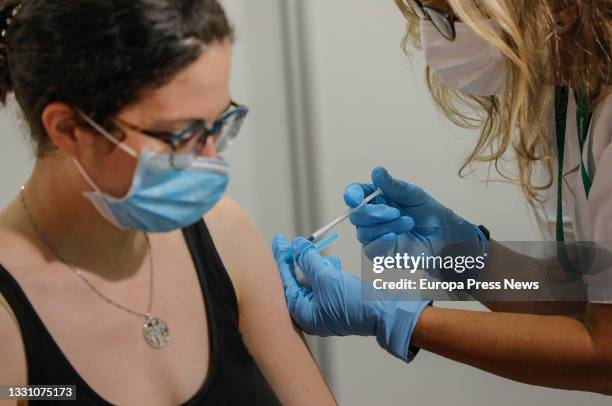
[{"x1": 199, "y1": 135, "x2": 218, "y2": 159}]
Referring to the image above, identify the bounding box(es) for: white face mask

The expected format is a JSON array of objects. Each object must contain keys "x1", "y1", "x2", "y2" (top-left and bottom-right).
[{"x1": 420, "y1": 19, "x2": 506, "y2": 96}]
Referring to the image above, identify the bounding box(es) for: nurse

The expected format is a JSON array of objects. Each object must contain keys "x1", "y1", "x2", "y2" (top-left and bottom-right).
[{"x1": 273, "y1": 0, "x2": 612, "y2": 394}]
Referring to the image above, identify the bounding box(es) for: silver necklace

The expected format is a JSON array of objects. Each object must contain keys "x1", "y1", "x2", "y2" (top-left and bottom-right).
[{"x1": 19, "y1": 186, "x2": 170, "y2": 349}]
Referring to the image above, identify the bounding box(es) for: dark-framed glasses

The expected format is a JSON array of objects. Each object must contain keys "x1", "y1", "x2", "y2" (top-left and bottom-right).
[
  {"x1": 114, "y1": 100, "x2": 248, "y2": 170},
  {"x1": 401, "y1": 0, "x2": 457, "y2": 41}
]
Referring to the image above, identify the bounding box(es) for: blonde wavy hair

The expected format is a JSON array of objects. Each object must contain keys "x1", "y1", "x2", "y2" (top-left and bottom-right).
[{"x1": 394, "y1": 0, "x2": 611, "y2": 206}]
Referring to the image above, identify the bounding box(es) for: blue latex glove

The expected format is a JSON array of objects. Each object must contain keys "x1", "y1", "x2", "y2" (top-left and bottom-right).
[
  {"x1": 344, "y1": 166, "x2": 488, "y2": 264},
  {"x1": 272, "y1": 235, "x2": 431, "y2": 362}
]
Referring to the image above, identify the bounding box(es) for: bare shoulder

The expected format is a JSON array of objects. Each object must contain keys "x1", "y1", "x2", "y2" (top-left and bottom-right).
[
  {"x1": 203, "y1": 197, "x2": 275, "y2": 302},
  {"x1": 0, "y1": 200, "x2": 32, "y2": 264},
  {"x1": 0, "y1": 291, "x2": 28, "y2": 390},
  {"x1": 205, "y1": 196, "x2": 256, "y2": 235},
  {"x1": 204, "y1": 197, "x2": 262, "y2": 254}
]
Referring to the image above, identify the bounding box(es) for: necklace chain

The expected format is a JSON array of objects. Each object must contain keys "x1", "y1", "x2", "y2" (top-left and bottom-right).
[{"x1": 19, "y1": 186, "x2": 154, "y2": 320}]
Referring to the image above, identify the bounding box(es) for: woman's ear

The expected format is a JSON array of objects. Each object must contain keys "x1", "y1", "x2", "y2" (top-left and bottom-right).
[{"x1": 41, "y1": 102, "x2": 98, "y2": 157}]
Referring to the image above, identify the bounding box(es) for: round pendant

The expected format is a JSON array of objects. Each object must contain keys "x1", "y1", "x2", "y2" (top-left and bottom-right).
[{"x1": 143, "y1": 316, "x2": 170, "y2": 349}]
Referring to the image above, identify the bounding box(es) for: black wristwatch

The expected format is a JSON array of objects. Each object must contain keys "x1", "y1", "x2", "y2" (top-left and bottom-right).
[{"x1": 478, "y1": 225, "x2": 490, "y2": 240}]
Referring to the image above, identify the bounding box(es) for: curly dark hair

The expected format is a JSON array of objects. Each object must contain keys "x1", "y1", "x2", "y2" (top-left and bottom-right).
[{"x1": 0, "y1": 0, "x2": 234, "y2": 156}]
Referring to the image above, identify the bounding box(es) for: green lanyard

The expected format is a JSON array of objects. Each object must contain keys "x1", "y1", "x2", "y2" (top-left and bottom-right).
[{"x1": 554, "y1": 86, "x2": 593, "y2": 272}]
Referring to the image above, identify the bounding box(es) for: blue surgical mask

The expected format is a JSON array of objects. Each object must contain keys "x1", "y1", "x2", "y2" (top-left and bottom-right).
[{"x1": 74, "y1": 113, "x2": 229, "y2": 232}]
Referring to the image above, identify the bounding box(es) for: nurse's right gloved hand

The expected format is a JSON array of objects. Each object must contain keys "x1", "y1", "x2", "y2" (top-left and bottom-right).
[
  {"x1": 344, "y1": 167, "x2": 488, "y2": 270},
  {"x1": 272, "y1": 235, "x2": 431, "y2": 363}
]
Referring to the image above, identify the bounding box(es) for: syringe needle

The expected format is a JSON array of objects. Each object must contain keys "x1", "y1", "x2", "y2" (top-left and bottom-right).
[{"x1": 308, "y1": 188, "x2": 382, "y2": 242}]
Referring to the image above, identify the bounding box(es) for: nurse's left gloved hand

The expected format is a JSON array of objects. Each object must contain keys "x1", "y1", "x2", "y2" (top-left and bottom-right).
[
  {"x1": 344, "y1": 167, "x2": 488, "y2": 281},
  {"x1": 272, "y1": 235, "x2": 431, "y2": 362}
]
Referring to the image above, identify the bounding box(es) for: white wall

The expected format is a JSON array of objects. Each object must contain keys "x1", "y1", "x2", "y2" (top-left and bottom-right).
[
  {"x1": 0, "y1": 99, "x2": 33, "y2": 206},
  {"x1": 221, "y1": 0, "x2": 298, "y2": 240}
]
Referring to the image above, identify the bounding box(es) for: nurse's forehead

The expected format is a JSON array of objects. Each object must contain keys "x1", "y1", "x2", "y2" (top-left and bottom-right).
[{"x1": 125, "y1": 40, "x2": 232, "y2": 127}]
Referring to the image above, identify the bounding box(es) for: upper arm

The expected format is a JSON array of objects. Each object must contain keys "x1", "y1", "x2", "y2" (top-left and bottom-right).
[
  {"x1": 205, "y1": 198, "x2": 336, "y2": 406},
  {"x1": 0, "y1": 292, "x2": 28, "y2": 406}
]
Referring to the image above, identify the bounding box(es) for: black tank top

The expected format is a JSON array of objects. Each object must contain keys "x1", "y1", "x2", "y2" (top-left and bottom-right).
[{"x1": 0, "y1": 219, "x2": 281, "y2": 405}]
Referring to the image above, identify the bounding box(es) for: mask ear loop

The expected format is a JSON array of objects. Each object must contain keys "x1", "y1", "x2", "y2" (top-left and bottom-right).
[
  {"x1": 72, "y1": 157, "x2": 102, "y2": 193},
  {"x1": 74, "y1": 108, "x2": 139, "y2": 159},
  {"x1": 72, "y1": 108, "x2": 142, "y2": 195}
]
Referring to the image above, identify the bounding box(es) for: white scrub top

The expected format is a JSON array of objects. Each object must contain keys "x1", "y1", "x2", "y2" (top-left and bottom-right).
[{"x1": 559, "y1": 86, "x2": 612, "y2": 302}]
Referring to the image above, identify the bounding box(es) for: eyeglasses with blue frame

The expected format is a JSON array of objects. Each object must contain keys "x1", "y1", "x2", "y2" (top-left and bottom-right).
[{"x1": 113, "y1": 99, "x2": 248, "y2": 170}]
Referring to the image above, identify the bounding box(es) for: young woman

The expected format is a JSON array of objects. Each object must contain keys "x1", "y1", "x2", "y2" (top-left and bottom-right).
[
  {"x1": 274, "y1": 0, "x2": 612, "y2": 395},
  {"x1": 0, "y1": 1, "x2": 335, "y2": 404}
]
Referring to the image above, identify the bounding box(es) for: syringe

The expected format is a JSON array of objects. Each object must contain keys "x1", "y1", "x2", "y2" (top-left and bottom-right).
[
  {"x1": 307, "y1": 188, "x2": 383, "y2": 242},
  {"x1": 281, "y1": 188, "x2": 383, "y2": 263}
]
